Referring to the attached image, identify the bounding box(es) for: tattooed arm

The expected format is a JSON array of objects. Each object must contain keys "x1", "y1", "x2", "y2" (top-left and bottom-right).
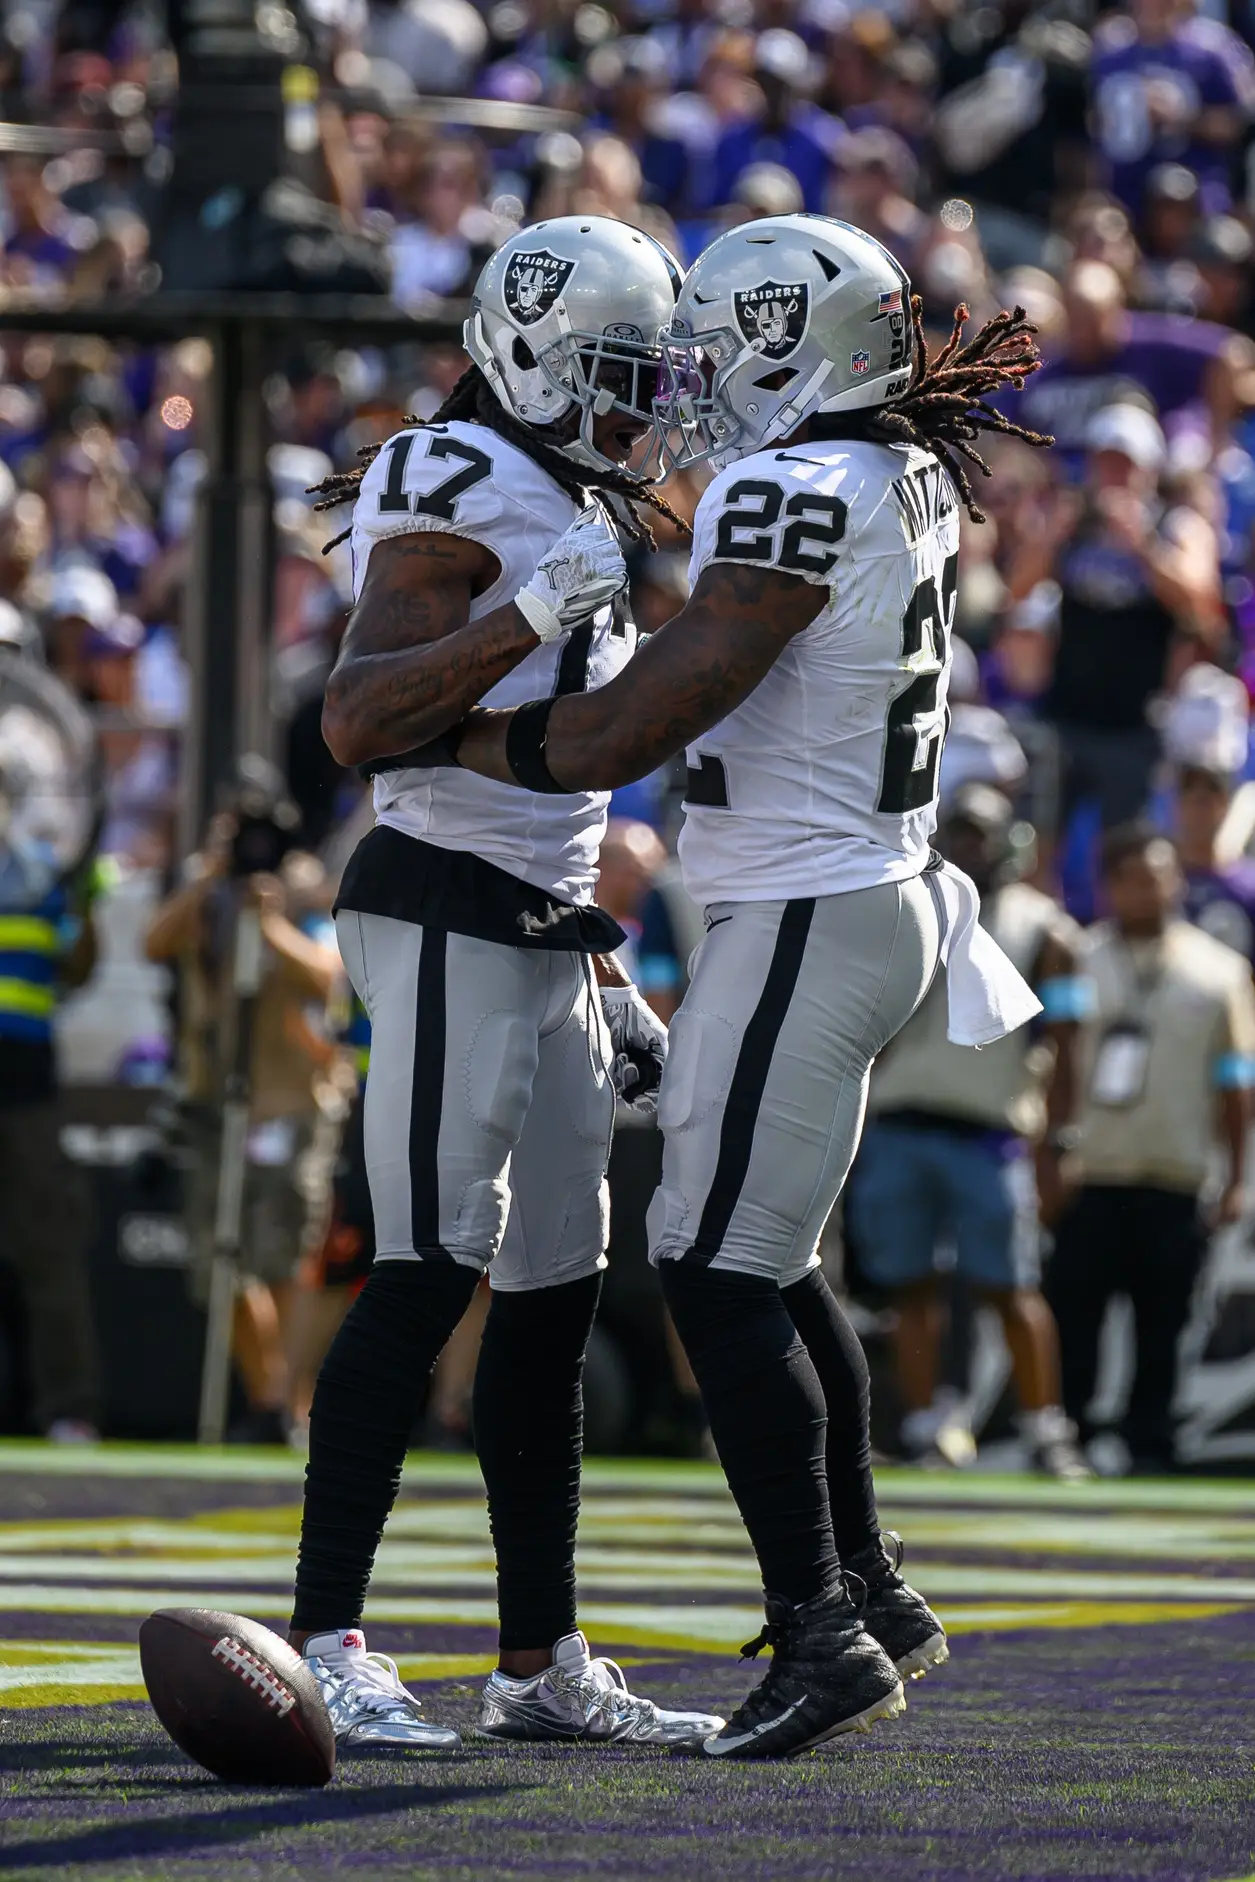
[
  {"x1": 321, "y1": 532, "x2": 535, "y2": 769},
  {"x1": 455, "y1": 561, "x2": 824, "y2": 790}
]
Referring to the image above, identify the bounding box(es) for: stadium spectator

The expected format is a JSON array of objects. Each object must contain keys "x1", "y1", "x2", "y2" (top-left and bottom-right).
[
  {"x1": 932, "y1": 0, "x2": 1092, "y2": 245},
  {"x1": 592, "y1": 38, "x2": 693, "y2": 215},
  {"x1": 1090, "y1": 0, "x2": 1255, "y2": 219},
  {"x1": 847, "y1": 786, "x2": 1089, "y2": 1478},
  {"x1": 708, "y1": 28, "x2": 843, "y2": 215},
  {"x1": 1168, "y1": 664, "x2": 1255, "y2": 966},
  {"x1": 1188, "y1": 213, "x2": 1255, "y2": 332},
  {"x1": 0, "y1": 152, "x2": 93, "y2": 292},
  {"x1": 563, "y1": 134, "x2": 680, "y2": 256},
  {"x1": 1005, "y1": 401, "x2": 1224, "y2": 831},
  {"x1": 828, "y1": 126, "x2": 926, "y2": 277},
  {"x1": 1012, "y1": 260, "x2": 1249, "y2": 468},
  {"x1": 1138, "y1": 163, "x2": 1203, "y2": 308},
  {"x1": 1047, "y1": 823, "x2": 1255, "y2": 1472},
  {"x1": 388, "y1": 139, "x2": 493, "y2": 310}
]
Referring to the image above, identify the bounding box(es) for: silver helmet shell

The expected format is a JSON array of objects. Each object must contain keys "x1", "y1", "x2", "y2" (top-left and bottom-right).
[
  {"x1": 464, "y1": 215, "x2": 683, "y2": 473},
  {"x1": 655, "y1": 215, "x2": 913, "y2": 471}
]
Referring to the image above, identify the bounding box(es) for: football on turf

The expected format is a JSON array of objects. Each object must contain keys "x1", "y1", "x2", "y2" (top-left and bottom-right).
[{"x1": 139, "y1": 1608, "x2": 335, "y2": 1786}]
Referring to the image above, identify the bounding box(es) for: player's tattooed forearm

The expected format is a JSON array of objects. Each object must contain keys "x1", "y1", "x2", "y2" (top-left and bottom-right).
[
  {"x1": 320, "y1": 531, "x2": 528, "y2": 766},
  {"x1": 542, "y1": 562, "x2": 822, "y2": 789},
  {"x1": 324, "y1": 608, "x2": 532, "y2": 762}
]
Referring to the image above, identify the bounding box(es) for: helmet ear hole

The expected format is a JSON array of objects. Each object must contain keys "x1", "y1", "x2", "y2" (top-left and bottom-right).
[
  {"x1": 512, "y1": 336, "x2": 537, "y2": 370},
  {"x1": 753, "y1": 367, "x2": 797, "y2": 391}
]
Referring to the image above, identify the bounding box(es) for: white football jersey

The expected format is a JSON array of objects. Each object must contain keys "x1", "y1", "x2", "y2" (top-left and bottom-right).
[
  {"x1": 678, "y1": 437, "x2": 960, "y2": 907},
  {"x1": 350, "y1": 419, "x2": 634, "y2": 905}
]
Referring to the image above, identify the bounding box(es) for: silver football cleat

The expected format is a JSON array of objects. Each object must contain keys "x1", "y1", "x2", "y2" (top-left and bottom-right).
[
  {"x1": 477, "y1": 1630, "x2": 724, "y2": 1747},
  {"x1": 301, "y1": 1628, "x2": 461, "y2": 1750}
]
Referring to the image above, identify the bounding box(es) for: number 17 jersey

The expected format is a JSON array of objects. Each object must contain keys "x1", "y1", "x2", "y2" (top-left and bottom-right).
[
  {"x1": 678, "y1": 437, "x2": 961, "y2": 908},
  {"x1": 349, "y1": 419, "x2": 634, "y2": 907}
]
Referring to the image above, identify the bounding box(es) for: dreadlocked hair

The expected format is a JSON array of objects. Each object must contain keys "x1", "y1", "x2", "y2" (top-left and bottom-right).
[
  {"x1": 310, "y1": 362, "x2": 691, "y2": 552},
  {"x1": 843, "y1": 298, "x2": 1052, "y2": 523}
]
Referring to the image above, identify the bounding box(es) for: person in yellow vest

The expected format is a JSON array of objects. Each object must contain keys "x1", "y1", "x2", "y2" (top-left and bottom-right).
[
  {"x1": 0, "y1": 767, "x2": 101, "y2": 1441},
  {"x1": 1046, "y1": 823, "x2": 1255, "y2": 1474},
  {"x1": 846, "y1": 784, "x2": 1091, "y2": 1478}
]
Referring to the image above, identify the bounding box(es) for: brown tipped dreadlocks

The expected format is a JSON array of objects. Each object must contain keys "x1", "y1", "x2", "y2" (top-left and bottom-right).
[
  {"x1": 310, "y1": 362, "x2": 691, "y2": 553},
  {"x1": 849, "y1": 298, "x2": 1053, "y2": 522}
]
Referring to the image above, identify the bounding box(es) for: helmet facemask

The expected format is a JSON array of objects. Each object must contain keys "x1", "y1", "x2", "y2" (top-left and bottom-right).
[
  {"x1": 654, "y1": 324, "x2": 752, "y2": 472},
  {"x1": 654, "y1": 320, "x2": 841, "y2": 473},
  {"x1": 532, "y1": 325, "x2": 668, "y2": 474}
]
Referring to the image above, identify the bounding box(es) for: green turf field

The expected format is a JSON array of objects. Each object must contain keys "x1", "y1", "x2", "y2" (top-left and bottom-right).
[{"x1": 0, "y1": 1443, "x2": 1252, "y2": 1880}]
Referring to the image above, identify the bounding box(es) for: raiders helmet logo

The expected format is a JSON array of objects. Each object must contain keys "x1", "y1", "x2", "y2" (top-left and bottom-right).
[
  {"x1": 504, "y1": 249, "x2": 576, "y2": 326},
  {"x1": 733, "y1": 280, "x2": 809, "y2": 360}
]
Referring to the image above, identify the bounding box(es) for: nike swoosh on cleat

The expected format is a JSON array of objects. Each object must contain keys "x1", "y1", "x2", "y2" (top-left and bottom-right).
[{"x1": 705, "y1": 1694, "x2": 808, "y2": 1753}]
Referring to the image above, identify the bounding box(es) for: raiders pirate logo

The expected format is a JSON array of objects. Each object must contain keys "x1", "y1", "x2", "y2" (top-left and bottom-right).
[
  {"x1": 733, "y1": 280, "x2": 809, "y2": 360},
  {"x1": 504, "y1": 249, "x2": 576, "y2": 326}
]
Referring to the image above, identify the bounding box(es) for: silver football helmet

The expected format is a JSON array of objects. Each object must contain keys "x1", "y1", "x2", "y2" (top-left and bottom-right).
[
  {"x1": 654, "y1": 215, "x2": 913, "y2": 471},
  {"x1": 464, "y1": 216, "x2": 683, "y2": 473}
]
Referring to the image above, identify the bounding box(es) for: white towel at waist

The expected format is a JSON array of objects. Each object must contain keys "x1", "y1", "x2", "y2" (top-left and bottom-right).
[{"x1": 926, "y1": 859, "x2": 1043, "y2": 1047}]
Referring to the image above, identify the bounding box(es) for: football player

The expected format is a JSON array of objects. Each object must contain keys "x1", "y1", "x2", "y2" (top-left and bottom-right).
[
  {"x1": 287, "y1": 216, "x2": 723, "y2": 1751},
  {"x1": 447, "y1": 217, "x2": 1050, "y2": 1757}
]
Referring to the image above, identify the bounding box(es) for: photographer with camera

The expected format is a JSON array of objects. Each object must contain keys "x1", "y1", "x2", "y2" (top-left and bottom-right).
[{"x1": 145, "y1": 758, "x2": 341, "y2": 1442}]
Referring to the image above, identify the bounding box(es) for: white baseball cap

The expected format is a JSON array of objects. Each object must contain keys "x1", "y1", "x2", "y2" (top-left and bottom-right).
[
  {"x1": 1164, "y1": 663, "x2": 1249, "y2": 776},
  {"x1": 1085, "y1": 402, "x2": 1166, "y2": 472},
  {"x1": 47, "y1": 563, "x2": 119, "y2": 629}
]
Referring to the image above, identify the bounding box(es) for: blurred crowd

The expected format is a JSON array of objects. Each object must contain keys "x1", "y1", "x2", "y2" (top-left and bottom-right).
[{"x1": 2, "y1": 0, "x2": 1255, "y2": 1472}]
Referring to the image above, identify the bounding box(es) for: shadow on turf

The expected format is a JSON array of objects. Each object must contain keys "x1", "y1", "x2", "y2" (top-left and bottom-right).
[{"x1": 0, "y1": 1781, "x2": 523, "y2": 1869}]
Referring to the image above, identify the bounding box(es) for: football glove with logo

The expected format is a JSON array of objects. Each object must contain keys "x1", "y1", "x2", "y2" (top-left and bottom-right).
[
  {"x1": 514, "y1": 506, "x2": 627, "y2": 644},
  {"x1": 601, "y1": 983, "x2": 668, "y2": 1124}
]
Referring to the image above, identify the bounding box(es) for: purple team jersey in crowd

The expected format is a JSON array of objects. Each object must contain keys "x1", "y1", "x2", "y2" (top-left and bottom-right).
[
  {"x1": 1009, "y1": 313, "x2": 1230, "y2": 472},
  {"x1": 1183, "y1": 861, "x2": 1255, "y2": 969},
  {"x1": 1092, "y1": 13, "x2": 1255, "y2": 213}
]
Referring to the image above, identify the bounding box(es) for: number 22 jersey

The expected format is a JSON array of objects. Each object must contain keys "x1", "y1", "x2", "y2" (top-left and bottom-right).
[
  {"x1": 678, "y1": 437, "x2": 960, "y2": 907},
  {"x1": 350, "y1": 419, "x2": 634, "y2": 908}
]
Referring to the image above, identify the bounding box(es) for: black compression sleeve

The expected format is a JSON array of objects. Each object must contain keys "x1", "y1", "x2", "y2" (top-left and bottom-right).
[
  {"x1": 782, "y1": 1268, "x2": 879, "y2": 1562},
  {"x1": 292, "y1": 1259, "x2": 480, "y2": 1633},
  {"x1": 660, "y1": 1262, "x2": 839, "y2": 1606},
  {"x1": 473, "y1": 1274, "x2": 602, "y2": 1652}
]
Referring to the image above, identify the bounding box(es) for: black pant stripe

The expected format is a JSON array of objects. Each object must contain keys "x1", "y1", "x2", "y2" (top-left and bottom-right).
[
  {"x1": 409, "y1": 927, "x2": 450, "y2": 1258},
  {"x1": 686, "y1": 897, "x2": 816, "y2": 1266}
]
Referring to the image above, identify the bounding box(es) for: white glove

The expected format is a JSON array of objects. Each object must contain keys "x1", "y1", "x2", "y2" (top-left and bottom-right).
[
  {"x1": 514, "y1": 505, "x2": 628, "y2": 644},
  {"x1": 601, "y1": 983, "x2": 668, "y2": 1125}
]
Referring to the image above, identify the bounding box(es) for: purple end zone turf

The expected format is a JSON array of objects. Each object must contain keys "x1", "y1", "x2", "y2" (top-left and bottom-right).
[{"x1": 1, "y1": 1464, "x2": 1253, "y2": 1881}]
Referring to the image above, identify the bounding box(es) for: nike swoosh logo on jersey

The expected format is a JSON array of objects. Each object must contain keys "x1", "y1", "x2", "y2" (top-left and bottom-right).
[{"x1": 709, "y1": 1694, "x2": 809, "y2": 1752}]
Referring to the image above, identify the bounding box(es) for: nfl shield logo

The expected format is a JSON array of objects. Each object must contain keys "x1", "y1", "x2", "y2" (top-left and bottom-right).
[{"x1": 850, "y1": 350, "x2": 871, "y2": 374}]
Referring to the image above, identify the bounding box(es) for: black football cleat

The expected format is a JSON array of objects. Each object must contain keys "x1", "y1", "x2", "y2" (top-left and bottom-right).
[
  {"x1": 845, "y1": 1531, "x2": 949, "y2": 1681},
  {"x1": 702, "y1": 1580, "x2": 905, "y2": 1760}
]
